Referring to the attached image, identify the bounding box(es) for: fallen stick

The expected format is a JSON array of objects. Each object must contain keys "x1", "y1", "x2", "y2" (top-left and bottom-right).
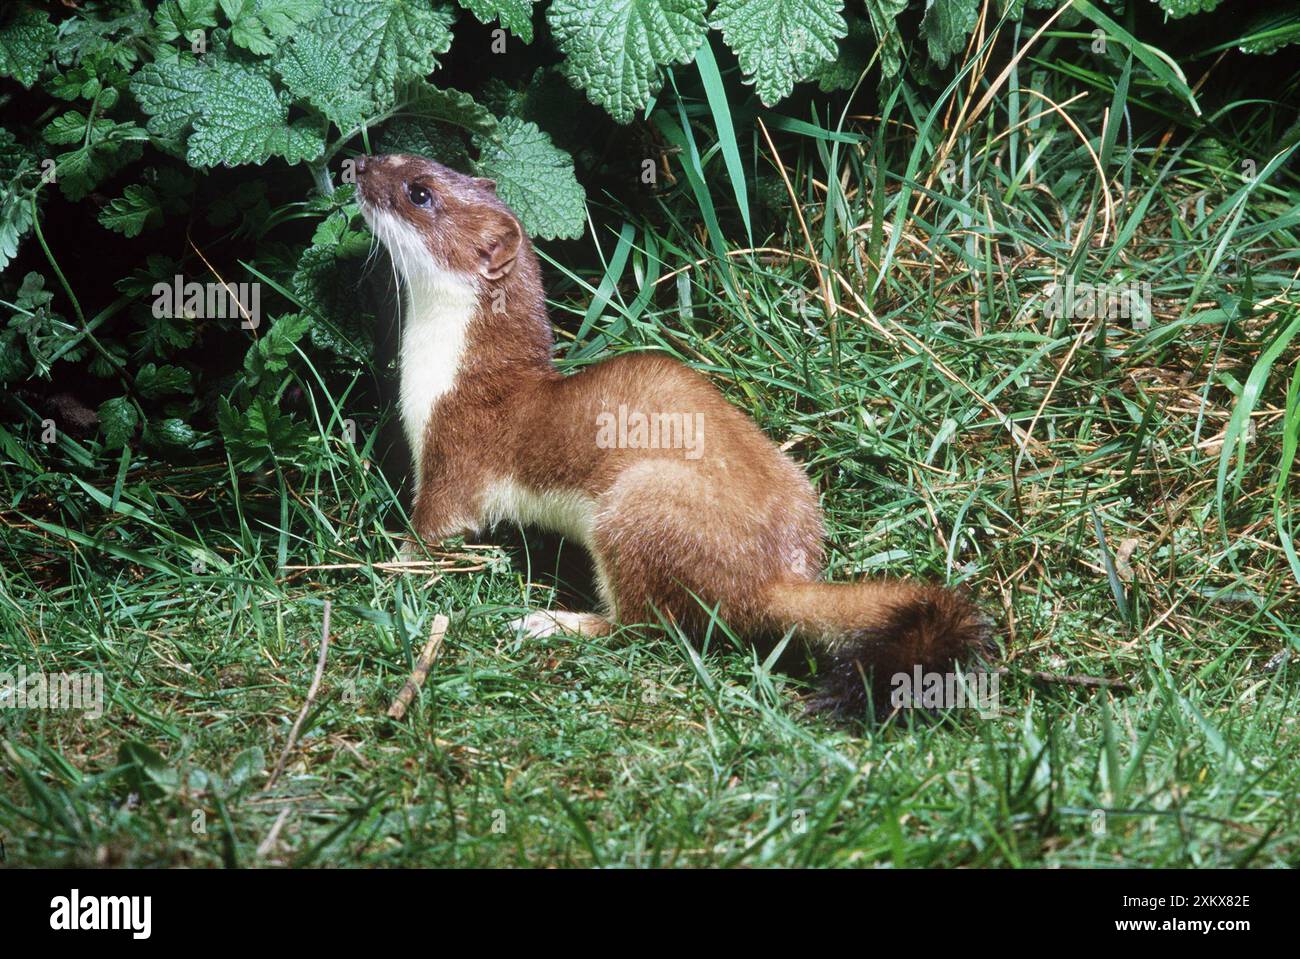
[
  {"x1": 387, "y1": 614, "x2": 450, "y2": 720},
  {"x1": 266, "y1": 600, "x2": 333, "y2": 790},
  {"x1": 256, "y1": 806, "x2": 292, "y2": 859},
  {"x1": 996, "y1": 667, "x2": 1131, "y2": 692}
]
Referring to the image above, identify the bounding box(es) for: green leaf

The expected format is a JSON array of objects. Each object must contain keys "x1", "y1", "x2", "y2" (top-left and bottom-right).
[
  {"x1": 0, "y1": 196, "x2": 34, "y2": 273},
  {"x1": 154, "y1": 0, "x2": 221, "y2": 42},
  {"x1": 811, "y1": 14, "x2": 874, "y2": 91},
  {"x1": 379, "y1": 117, "x2": 471, "y2": 168},
  {"x1": 133, "y1": 55, "x2": 326, "y2": 165},
  {"x1": 98, "y1": 184, "x2": 164, "y2": 237},
  {"x1": 0, "y1": 128, "x2": 36, "y2": 273},
  {"x1": 548, "y1": 0, "x2": 708, "y2": 123},
  {"x1": 474, "y1": 117, "x2": 586, "y2": 240},
  {"x1": 1236, "y1": 7, "x2": 1300, "y2": 55},
  {"x1": 44, "y1": 110, "x2": 117, "y2": 146},
  {"x1": 920, "y1": 0, "x2": 978, "y2": 68},
  {"x1": 245, "y1": 311, "x2": 312, "y2": 383},
  {"x1": 130, "y1": 58, "x2": 210, "y2": 139},
  {"x1": 148, "y1": 417, "x2": 203, "y2": 449},
  {"x1": 5, "y1": 272, "x2": 84, "y2": 375},
  {"x1": 227, "y1": 746, "x2": 266, "y2": 790},
  {"x1": 98, "y1": 396, "x2": 139, "y2": 449},
  {"x1": 274, "y1": 31, "x2": 373, "y2": 130},
  {"x1": 117, "y1": 741, "x2": 177, "y2": 801},
  {"x1": 135, "y1": 362, "x2": 194, "y2": 398},
  {"x1": 186, "y1": 59, "x2": 328, "y2": 166},
  {"x1": 1157, "y1": 0, "x2": 1224, "y2": 16},
  {"x1": 298, "y1": 0, "x2": 456, "y2": 110},
  {"x1": 294, "y1": 210, "x2": 373, "y2": 336},
  {"x1": 217, "y1": 395, "x2": 312, "y2": 470},
  {"x1": 862, "y1": 0, "x2": 907, "y2": 79},
  {"x1": 375, "y1": 83, "x2": 497, "y2": 166},
  {"x1": 222, "y1": 0, "x2": 323, "y2": 55},
  {"x1": 43, "y1": 113, "x2": 151, "y2": 199},
  {"x1": 0, "y1": 328, "x2": 29, "y2": 382},
  {"x1": 458, "y1": 0, "x2": 538, "y2": 42},
  {"x1": 0, "y1": 6, "x2": 57, "y2": 88},
  {"x1": 398, "y1": 82, "x2": 499, "y2": 138},
  {"x1": 711, "y1": 0, "x2": 847, "y2": 105}
]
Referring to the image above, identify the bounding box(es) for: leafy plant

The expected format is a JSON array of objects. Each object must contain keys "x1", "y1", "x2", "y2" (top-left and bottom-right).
[{"x1": 1, "y1": 0, "x2": 1297, "y2": 467}]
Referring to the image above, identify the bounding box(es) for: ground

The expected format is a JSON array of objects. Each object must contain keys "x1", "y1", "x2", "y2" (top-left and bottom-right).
[{"x1": 2, "y1": 44, "x2": 1298, "y2": 867}]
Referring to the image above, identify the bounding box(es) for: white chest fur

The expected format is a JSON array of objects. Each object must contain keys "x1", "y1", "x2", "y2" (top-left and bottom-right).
[
  {"x1": 362, "y1": 206, "x2": 480, "y2": 485},
  {"x1": 397, "y1": 267, "x2": 480, "y2": 483},
  {"x1": 481, "y1": 479, "x2": 596, "y2": 546}
]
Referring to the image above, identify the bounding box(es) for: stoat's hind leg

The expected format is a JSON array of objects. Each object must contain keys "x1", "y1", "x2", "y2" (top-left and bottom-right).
[{"x1": 509, "y1": 610, "x2": 611, "y2": 639}]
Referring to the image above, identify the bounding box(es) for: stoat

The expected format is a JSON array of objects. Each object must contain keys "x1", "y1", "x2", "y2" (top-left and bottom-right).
[{"x1": 355, "y1": 153, "x2": 994, "y2": 715}]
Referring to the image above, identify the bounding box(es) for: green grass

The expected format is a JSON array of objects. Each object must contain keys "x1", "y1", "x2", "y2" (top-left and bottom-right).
[{"x1": 3, "y1": 27, "x2": 1300, "y2": 867}]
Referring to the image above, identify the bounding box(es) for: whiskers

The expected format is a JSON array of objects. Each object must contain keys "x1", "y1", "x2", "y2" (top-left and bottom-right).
[{"x1": 358, "y1": 208, "x2": 407, "y2": 338}]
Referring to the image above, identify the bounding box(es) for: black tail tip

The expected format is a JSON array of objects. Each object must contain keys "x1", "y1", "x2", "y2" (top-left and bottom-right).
[{"x1": 805, "y1": 587, "x2": 998, "y2": 720}]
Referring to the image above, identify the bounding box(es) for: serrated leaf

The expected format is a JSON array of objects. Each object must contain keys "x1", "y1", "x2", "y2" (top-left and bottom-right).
[
  {"x1": 130, "y1": 58, "x2": 210, "y2": 140},
  {"x1": 920, "y1": 0, "x2": 978, "y2": 68},
  {"x1": 294, "y1": 210, "x2": 372, "y2": 326},
  {"x1": 398, "y1": 82, "x2": 499, "y2": 138},
  {"x1": 548, "y1": 0, "x2": 708, "y2": 123},
  {"x1": 863, "y1": 0, "x2": 907, "y2": 78},
  {"x1": 44, "y1": 110, "x2": 117, "y2": 146},
  {"x1": 136, "y1": 362, "x2": 193, "y2": 398},
  {"x1": 1237, "y1": 7, "x2": 1300, "y2": 55},
  {"x1": 275, "y1": 32, "x2": 374, "y2": 130},
  {"x1": 380, "y1": 117, "x2": 471, "y2": 168},
  {"x1": 0, "y1": 189, "x2": 33, "y2": 274},
  {"x1": 98, "y1": 396, "x2": 138, "y2": 449},
  {"x1": 135, "y1": 308, "x2": 198, "y2": 355},
  {"x1": 155, "y1": 0, "x2": 221, "y2": 43},
  {"x1": 473, "y1": 117, "x2": 585, "y2": 240},
  {"x1": 811, "y1": 14, "x2": 874, "y2": 91},
  {"x1": 459, "y1": 0, "x2": 537, "y2": 42},
  {"x1": 217, "y1": 395, "x2": 312, "y2": 470},
  {"x1": 223, "y1": 0, "x2": 323, "y2": 55},
  {"x1": 149, "y1": 417, "x2": 202, "y2": 449},
  {"x1": 99, "y1": 185, "x2": 164, "y2": 237},
  {"x1": 186, "y1": 59, "x2": 327, "y2": 166},
  {"x1": 711, "y1": 0, "x2": 846, "y2": 105},
  {"x1": 0, "y1": 128, "x2": 35, "y2": 274},
  {"x1": 0, "y1": 6, "x2": 57, "y2": 88},
  {"x1": 246, "y1": 311, "x2": 312, "y2": 382},
  {"x1": 0, "y1": 328, "x2": 29, "y2": 382},
  {"x1": 134, "y1": 55, "x2": 325, "y2": 165},
  {"x1": 6, "y1": 272, "x2": 84, "y2": 375},
  {"x1": 299, "y1": 0, "x2": 455, "y2": 110},
  {"x1": 51, "y1": 126, "x2": 147, "y2": 201},
  {"x1": 1157, "y1": 0, "x2": 1224, "y2": 16}
]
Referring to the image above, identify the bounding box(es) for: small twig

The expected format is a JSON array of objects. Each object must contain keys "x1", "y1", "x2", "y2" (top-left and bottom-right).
[
  {"x1": 996, "y1": 667, "x2": 1131, "y2": 692},
  {"x1": 266, "y1": 600, "x2": 333, "y2": 789},
  {"x1": 387, "y1": 614, "x2": 450, "y2": 720},
  {"x1": 255, "y1": 806, "x2": 292, "y2": 859}
]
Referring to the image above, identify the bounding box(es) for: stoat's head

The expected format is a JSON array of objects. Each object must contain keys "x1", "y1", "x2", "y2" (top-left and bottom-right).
[{"x1": 354, "y1": 154, "x2": 524, "y2": 284}]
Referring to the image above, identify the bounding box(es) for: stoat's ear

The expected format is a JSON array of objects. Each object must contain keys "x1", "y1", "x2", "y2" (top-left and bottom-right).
[
  {"x1": 478, "y1": 213, "x2": 521, "y2": 280},
  {"x1": 473, "y1": 177, "x2": 497, "y2": 193}
]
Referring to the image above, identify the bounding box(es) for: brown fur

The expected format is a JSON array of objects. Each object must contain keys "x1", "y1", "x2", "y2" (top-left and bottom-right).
[{"x1": 356, "y1": 153, "x2": 997, "y2": 716}]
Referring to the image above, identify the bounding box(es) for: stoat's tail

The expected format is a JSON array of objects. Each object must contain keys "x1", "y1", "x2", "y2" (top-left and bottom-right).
[{"x1": 761, "y1": 580, "x2": 995, "y2": 716}]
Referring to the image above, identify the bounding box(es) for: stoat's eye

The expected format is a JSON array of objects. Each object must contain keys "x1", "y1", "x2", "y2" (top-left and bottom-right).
[{"x1": 407, "y1": 184, "x2": 433, "y2": 207}]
